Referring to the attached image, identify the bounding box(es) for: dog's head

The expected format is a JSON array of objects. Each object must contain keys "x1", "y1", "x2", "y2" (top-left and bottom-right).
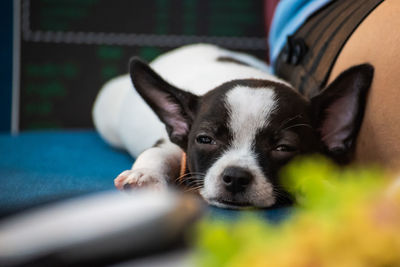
[{"x1": 129, "y1": 58, "x2": 373, "y2": 208}]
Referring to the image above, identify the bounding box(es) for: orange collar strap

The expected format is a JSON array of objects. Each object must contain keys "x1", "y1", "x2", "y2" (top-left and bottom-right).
[{"x1": 179, "y1": 152, "x2": 187, "y2": 183}]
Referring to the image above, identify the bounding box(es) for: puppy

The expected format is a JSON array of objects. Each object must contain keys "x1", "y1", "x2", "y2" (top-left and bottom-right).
[{"x1": 92, "y1": 44, "x2": 373, "y2": 209}]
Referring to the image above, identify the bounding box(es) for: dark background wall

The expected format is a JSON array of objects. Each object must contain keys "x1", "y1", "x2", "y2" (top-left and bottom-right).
[
  {"x1": 5, "y1": 0, "x2": 270, "y2": 132},
  {"x1": 0, "y1": 1, "x2": 13, "y2": 132}
]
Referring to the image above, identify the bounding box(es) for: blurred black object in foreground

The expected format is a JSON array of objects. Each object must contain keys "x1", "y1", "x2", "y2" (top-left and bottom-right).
[{"x1": 0, "y1": 190, "x2": 204, "y2": 267}]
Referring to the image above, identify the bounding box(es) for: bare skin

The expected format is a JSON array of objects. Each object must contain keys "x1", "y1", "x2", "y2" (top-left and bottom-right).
[{"x1": 328, "y1": 0, "x2": 400, "y2": 169}]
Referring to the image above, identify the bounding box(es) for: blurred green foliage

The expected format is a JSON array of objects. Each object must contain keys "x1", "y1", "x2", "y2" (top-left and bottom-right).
[{"x1": 193, "y1": 156, "x2": 400, "y2": 267}]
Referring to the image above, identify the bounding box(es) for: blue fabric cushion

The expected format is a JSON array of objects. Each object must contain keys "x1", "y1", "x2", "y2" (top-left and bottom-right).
[
  {"x1": 0, "y1": 130, "x2": 133, "y2": 216},
  {"x1": 0, "y1": 130, "x2": 291, "y2": 221}
]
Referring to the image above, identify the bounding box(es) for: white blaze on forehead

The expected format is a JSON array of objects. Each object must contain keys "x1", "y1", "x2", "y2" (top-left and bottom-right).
[{"x1": 226, "y1": 86, "x2": 276, "y2": 148}]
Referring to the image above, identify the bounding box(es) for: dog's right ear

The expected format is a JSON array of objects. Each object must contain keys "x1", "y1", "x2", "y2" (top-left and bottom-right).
[{"x1": 129, "y1": 57, "x2": 199, "y2": 149}]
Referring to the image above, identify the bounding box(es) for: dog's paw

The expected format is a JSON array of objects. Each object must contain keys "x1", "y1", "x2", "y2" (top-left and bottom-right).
[{"x1": 114, "y1": 169, "x2": 167, "y2": 191}]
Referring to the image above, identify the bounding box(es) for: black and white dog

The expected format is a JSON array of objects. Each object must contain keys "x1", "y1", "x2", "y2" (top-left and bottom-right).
[{"x1": 93, "y1": 44, "x2": 373, "y2": 209}]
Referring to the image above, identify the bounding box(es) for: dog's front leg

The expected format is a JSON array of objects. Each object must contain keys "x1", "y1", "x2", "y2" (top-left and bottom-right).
[{"x1": 114, "y1": 139, "x2": 182, "y2": 191}]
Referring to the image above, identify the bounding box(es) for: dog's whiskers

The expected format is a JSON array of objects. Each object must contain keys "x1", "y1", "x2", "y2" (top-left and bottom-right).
[
  {"x1": 175, "y1": 175, "x2": 204, "y2": 186},
  {"x1": 176, "y1": 173, "x2": 205, "y2": 183},
  {"x1": 278, "y1": 115, "x2": 302, "y2": 130},
  {"x1": 181, "y1": 179, "x2": 204, "y2": 187},
  {"x1": 184, "y1": 185, "x2": 203, "y2": 193},
  {"x1": 276, "y1": 114, "x2": 313, "y2": 133},
  {"x1": 175, "y1": 172, "x2": 205, "y2": 190},
  {"x1": 280, "y1": 123, "x2": 312, "y2": 132}
]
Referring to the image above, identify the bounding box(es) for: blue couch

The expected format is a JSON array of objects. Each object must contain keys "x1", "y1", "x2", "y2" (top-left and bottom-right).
[
  {"x1": 0, "y1": 130, "x2": 132, "y2": 217},
  {"x1": 0, "y1": 130, "x2": 290, "y2": 221}
]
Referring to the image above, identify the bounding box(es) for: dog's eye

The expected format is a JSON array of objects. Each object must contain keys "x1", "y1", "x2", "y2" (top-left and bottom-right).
[
  {"x1": 274, "y1": 144, "x2": 297, "y2": 152},
  {"x1": 196, "y1": 135, "x2": 216, "y2": 145}
]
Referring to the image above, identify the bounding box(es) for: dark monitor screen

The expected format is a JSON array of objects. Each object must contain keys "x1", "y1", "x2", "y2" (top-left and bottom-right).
[{"x1": 17, "y1": 0, "x2": 267, "y2": 130}]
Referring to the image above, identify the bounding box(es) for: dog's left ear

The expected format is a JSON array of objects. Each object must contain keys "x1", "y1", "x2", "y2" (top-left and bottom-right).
[
  {"x1": 311, "y1": 64, "x2": 374, "y2": 163},
  {"x1": 129, "y1": 57, "x2": 199, "y2": 149}
]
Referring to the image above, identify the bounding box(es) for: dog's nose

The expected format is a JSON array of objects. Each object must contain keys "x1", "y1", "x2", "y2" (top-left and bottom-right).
[{"x1": 222, "y1": 166, "x2": 253, "y2": 194}]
